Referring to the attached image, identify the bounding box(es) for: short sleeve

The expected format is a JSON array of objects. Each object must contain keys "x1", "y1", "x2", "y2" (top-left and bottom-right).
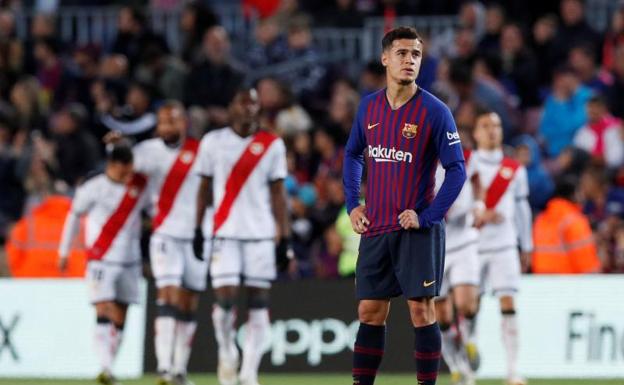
[
  {"x1": 194, "y1": 133, "x2": 215, "y2": 177},
  {"x1": 514, "y1": 166, "x2": 529, "y2": 199},
  {"x1": 268, "y1": 138, "x2": 288, "y2": 181},
  {"x1": 432, "y1": 105, "x2": 464, "y2": 168},
  {"x1": 132, "y1": 141, "x2": 153, "y2": 175},
  {"x1": 71, "y1": 181, "x2": 95, "y2": 215}
]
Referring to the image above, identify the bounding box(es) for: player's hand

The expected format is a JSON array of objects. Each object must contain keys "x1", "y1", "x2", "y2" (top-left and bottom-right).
[
  {"x1": 103, "y1": 131, "x2": 124, "y2": 145},
  {"x1": 349, "y1": 205, "x2": 370, "y2": 234},
  {"x1": 520, "y1": 251, "x2": 531, "y2": 273},
  {"x1": 276, "y1": 237, "x2": 295, "y2": 272},
  {"x1": 58, "y1": 255, "x2": 68, "y2": 273},
  {"x1": 193, "y1": 227, "x2": 204, "y2": 261},
  {"x1": 398, "y1": 209, "x2": 420, "y2": 230},
  {"x1": 473, "y1": 209, "x2": 503, "y2": 229}
]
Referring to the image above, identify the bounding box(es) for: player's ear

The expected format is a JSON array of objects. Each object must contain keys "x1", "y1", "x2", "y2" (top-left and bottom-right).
[{"x1": 381, "y1": 51, "x2": 388, "y2": 67}]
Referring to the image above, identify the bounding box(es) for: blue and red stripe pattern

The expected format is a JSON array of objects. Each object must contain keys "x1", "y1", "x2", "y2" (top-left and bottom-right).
[
  {"x1": 352, "y1": 323, "x2": 385, "y2": 385},
  {"x1": 343, "y1": 87, "x2": 466, "y2": 237}
]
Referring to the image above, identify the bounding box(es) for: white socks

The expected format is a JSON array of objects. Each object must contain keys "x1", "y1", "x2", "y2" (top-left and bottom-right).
[
  {"x1": 440, "y1": 326, "x2": 460, "y2": 373},
  {"x1": 155, "y1": 311, "x2": 177, "y2": 373},
  {"x1": 212, "y1": 305, "x2": 239, "y2": 362},
  {"x1": 239, "y1": 308, "x2": 270, "y2": 384},
  {"x1": 173, "y1": 318, "x2": 197, "y2": 375},
  {"x1": 94, "y1": 319, "x2": 114, "y2": 373},
  {"x1": 502, "y1": 312, "x2": 519, "y2": 380}
]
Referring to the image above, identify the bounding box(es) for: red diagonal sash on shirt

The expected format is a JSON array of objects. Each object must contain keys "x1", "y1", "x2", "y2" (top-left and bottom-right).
[
  {"x1": 88, "y1": 173, "x2": 148, "y2": 260},
  {"x1": 152, "y1": 138, "x2": 200, "y2": 231},
  {"x1": 213, "y1": 131, "x2": 278, "y2": 235},
  {"x1": 484, "y1": 157, "x2": 520, "y2": 209},
  {"x1": 463, "y1": 148, "x2": 472, "y2": 165}
]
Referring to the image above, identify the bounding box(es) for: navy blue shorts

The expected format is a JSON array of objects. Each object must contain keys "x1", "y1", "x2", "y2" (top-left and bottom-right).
[{"x1": 355, "y1": 223, "x2": 445, "y2": 300}]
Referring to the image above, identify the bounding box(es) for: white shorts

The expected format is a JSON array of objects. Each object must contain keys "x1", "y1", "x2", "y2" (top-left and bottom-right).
[
  {"x1": 479, "y1": 246, "x2": 521, "y2": 297},
  {"x1": 439, "y1": 240, "x2": 480, "y2": 298},
  {"x1": 149, "y1": 234, "x2": 209, "y2": 291},
  {"x1": 210, "y1": 238, "x2": 276, "y2": 289},
  {"x1": 86, "y1": 261, "x2": 141, "y2": 304}
]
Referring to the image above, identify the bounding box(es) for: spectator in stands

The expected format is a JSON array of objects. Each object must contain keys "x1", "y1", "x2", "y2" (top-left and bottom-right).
[
  {"x1": 569, "y1": 44, "x2": 613, "y2": 95},
  {"x1": 291, "y1": 130, "x2": 319, "y2": 183},
  {"x1": 500, "y1": 23, "x2": 540, "y2": 109},
  {"x1": 539, "y1": 65, "x2": 592, "y2": 157},
  {"x1": 22, "y1": 13, "x2": 57, "y2": 75},
  {"x1": 0, "y1": 9, "x2": 21, "y2": 99},
  {"x1": 179, "y1": 2, "x2": 219, "y2": 65},
  {"x1": 532, "y1": 175, "x2": 601, "y2": 274},
  {"x1": 513, "y1": 134, "x2": 554, "y2": 211},
  {"x1": 602, "y1": 3, "x2": 624, "y2": 72},
  {"x1": 313, "y1": 128, "x2": 343, "y2": 206},
  {"x1": 316, "y1": 0, "x2": 364, "y2": 29},
  {"x1": 33, "y1": 37, "x2": 67, "y2": 109},
  {"x1": 531, "y1": 14, "x2": 558, "y2": 90},
  {"x1": 248, "y1": 16, "x2": 289, "y2": 69},
  {"x1": 552, "y1": 146, "x2": 591, "y2": 179},
  {"x1": 10, "y1": 77, "x2": 46, "y2": 133},
  {"x1": 324, "y1": 85, "x2": 359, "y2": 143},
  {"x1": 359, "y1": 60, "x2": 385, "y2": 97},
  {"x1": 580, "y1": 166, "x2": 614, "y2": 228},
  {"x1": 256, "y1": 76, "x2": 311, "y2": 136},
  {"x1": 477, "y1": 4, "x2": 505, "y2": 55},
  {"x1": 551, "y1": 0, "x2": 601, "y2": 66},
  {"x1": 47, "y1": 104, "x2": 101, "y2": 186},
  {"x1": 282, "y1": 14, "x2": 326, "y2": 101},
  {"x1": 415, "y1": 35, "x2": 439, "y2": 92},
  {"x1": 607, "y1": 45, "x2": 624, "y2": 118},
  {"x1": 601, "y1": 189, "x2": 624, "y2": 273},
  {"x1": 99, "y1": 81, "x2": 156, "y2": 143},
  {"x1": 0, "y1": 120, "x2": 27, "y2": 248},
  {"x1": 111, "y1": 6, "x2": 169, "y2": 71},
  {"x1": 63, "y1": 45, "x2": 101, "y2": 114},
  {"x1": 135, "y1": 44, "x2": 187, "y2": 101},
  {"x1": 430, "y1": 1, "x2": 485, "y2": 59},
  {"x1": 573, "y1": 96, "x2": 624, "y2": 169},
  {"x1": 185, "y1": 26, "x2": 244, "y2": 129}
]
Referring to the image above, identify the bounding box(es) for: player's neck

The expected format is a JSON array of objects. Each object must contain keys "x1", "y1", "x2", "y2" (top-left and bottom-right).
[
  {"x1": 105, "y1": 169, "x2": 126, "y2": 184},
  {"x1": 232, "y1": 122, "x2": 258, "y2": 138},
  {"x1": 385, "y1": 82, "x2": 417, "y2": 110},
  {"x1": 477, "y1": 145, "x2": 502, "y2": 154}
]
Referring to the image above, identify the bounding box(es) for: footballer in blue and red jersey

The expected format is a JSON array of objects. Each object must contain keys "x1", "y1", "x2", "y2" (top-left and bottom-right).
[{"x1": 344, "y1": 26, "x2": 466, "y2": 385}]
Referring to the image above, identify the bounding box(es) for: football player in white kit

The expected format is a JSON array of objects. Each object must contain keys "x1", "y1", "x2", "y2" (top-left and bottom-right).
[
  {"x1": 471, "y1": 109, "x2": 532, "y2": 385},
  {"x1": 434, "y1": 142, "x2": 483, "y2": 385},
  {"x1": 194, "y1": 88, "x2": 291, "y2": 385},
  {"x1": 59, "y1": 145, "x2": 149, "y2": 385},
  {"x1": 132, "y1": 101, "x2": 208, "y2": 385}
]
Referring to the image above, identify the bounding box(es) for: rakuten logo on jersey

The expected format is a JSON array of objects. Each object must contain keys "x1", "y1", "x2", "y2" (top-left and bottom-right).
[{"x1": 367, "y1": 145, "x2": 413, "y2": 163}]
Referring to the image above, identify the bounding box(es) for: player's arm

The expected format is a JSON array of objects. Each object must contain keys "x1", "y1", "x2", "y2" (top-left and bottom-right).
[
  {"x1": 416, "y1": 105, "x2": 466, "y2": 228},
  {"x1": 514, "y1": 167, "x2": 533, "y2": 272},
  {"x1": 269, "y1": 139, "x2": 294, "y2": 271},
  {"x1": 343, "y1": 102, "x2": 369, "y2": 233},
  {"x1": 58, "y1": 184, "x2": 92, "y2": 271},
  {"x1": 196, "y1": 176, "x2": 213, "y2": 228},
  {"x1": 192, "y1": 135, "x2": 215, "y2": 260}
]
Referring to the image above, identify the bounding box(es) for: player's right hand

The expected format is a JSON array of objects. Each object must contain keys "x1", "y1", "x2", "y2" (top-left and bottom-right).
[
  {"x1": 473, "y1": 209, "x2": 503, "y2": 229},
  {"x1": 349, "y1": 205, "x2": 370, "y2": 234},
  {"x1": 193, "y1": 227, "x2": 204, "y2": 261}
]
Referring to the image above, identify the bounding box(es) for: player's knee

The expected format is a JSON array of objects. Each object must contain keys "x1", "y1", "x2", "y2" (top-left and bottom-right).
[
  {"x1": 156, "y1": 300, "x2": 178, "y2": 318},
  {"x1": 247, "y1": 288, "x2": 270, "y2": 309},
  {"x1": 357, "y1": 302, "x2": 388, "y2": 325},
  {"x1": 408, "y1": 298, "x2": 435, "y2": 326},
  {"x1": 456, "y1": 299, "x2": 478, "y2": 317},
  {"x1": 499, "y1": 295, "x2": 515, "y2": 313}
]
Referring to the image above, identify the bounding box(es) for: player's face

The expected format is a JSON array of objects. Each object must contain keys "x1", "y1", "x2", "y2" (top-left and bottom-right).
[
  {"x1": 473, "y1": 113, "x2": 503, "y2": 150},
  {"x1": 381, "y1": 39, "x2": 422, "y2": 86},
  {"x1": 108, "y1": 161, "x2": 133, "y2": 183},
  {"x1": 156, "y1": 106, "x2": 186, "y2": 144},
  {"x1": 230, "y1": 89, "x2": 260, "y2": 128}
]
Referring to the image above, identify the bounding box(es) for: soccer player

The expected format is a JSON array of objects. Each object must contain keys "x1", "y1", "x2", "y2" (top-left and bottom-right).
[
  {"x1": 132, "y1": 101, "x2": 208, "y2": 385},
  {"x1": 343, "y1": 27, "x2": 466, "y2": 385},
  {"x1": 58, "y1": 145, "x2": 149, "y2": 385},
  {"x1": 194, "y1": 88, "x2": 291, "y2": 385},
  {"x1": 471, "y1": 108, "x2": 533, "y2": 385}
]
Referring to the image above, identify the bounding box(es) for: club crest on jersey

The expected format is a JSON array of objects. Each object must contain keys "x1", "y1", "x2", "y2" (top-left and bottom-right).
[
  {"x1": 128, "y1": 187, "x2": 139, "y2": 198},
  {"x1": 402, "y1": 123, "x2": 418, "y2": 138},
  {"x1": 250, "y1": 142, "x2": 265, "y2": 155},
  {"x1": 180, "y1": 150, "x2": 195, "y2": 164},
  {"x1": 500, "y1": 167, "x2": 514, "y2": 179}
]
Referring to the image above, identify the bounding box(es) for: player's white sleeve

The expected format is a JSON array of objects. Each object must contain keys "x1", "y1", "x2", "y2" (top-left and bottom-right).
[
  {"x1": 58, "y1": 183, "x2": 93, "y2": 258},
  {"x1": 268, "y1": 138, "x2": 288, "y2": 181},
  {"x1": 514, "y1": 167, "x2": 533, "y2": 252},
  {"x1": 435, "y1": 164, "x2": 471, "y2": 221},
  {"x1": 132, "y1": 141, "x2": 153, "y2": 175},
  {"x1": 194, "y1": 133, "x2": 215, "y2": 177}
]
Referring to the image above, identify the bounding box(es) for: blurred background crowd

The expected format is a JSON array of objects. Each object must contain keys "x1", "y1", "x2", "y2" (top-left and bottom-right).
[{"x1": 1, "y1": 0, "x2": 624, "y2": 279}]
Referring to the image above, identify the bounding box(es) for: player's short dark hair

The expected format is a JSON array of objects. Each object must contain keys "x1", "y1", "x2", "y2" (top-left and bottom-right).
[
  {"x1": 553, "y1": 175, "x2": 578, "y2": 201},
  {"x1": 474, "y1": 105, "x2": 497, "y2": 120},
  {"x1": 107, "y1": 144, "x2": 133, "y2": 164},
  {"x1": 381, "y1": 26, "x2": 423, "y2": 51},
  {"x1": 158, "y1": 99, "x2": 186, "y2": 114}
]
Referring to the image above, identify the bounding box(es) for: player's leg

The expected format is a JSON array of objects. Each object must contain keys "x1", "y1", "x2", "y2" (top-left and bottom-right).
[
  {"x1": 353, "y1": 233, "x2": 399, "y2": 385},
  {"x1": 170, "y1": 240, "x2": 209, "y2": 385},
  {"x1": 108, "y1": 302, "x2": 129, "y2": 367},
  {"x1": 490, "y1": 248, "x2": 524, "y2": 385},
  {"x1": 211, "y1": 239, "x2": 243, "y2": 385},
  {"x1": 150, "y1": 234, "x2": 184, "y2": 382},
  {"x1": 434, "y1": 296, "x2": 461, "y2": 383},
  {"x1": 394, "y1": 225, "x2": 445, "y2": 385},
  {"x1": 238, "y1": 239, "x2": 277, "y2": 385}
]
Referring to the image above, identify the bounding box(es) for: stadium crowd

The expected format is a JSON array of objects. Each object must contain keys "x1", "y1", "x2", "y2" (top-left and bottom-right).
[{"x1": 1, "y1": 0, "x2": 624, "y2": 278}]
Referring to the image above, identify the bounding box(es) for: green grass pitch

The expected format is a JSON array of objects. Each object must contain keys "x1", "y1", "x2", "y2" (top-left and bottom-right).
[{"x1": 1, "y1": 374, "x2": 622, "y2": 385}]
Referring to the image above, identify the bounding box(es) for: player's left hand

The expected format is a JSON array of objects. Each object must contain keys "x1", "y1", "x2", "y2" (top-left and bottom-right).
[
  {"x1": 520, "y1": 251, "x2": 531, "y2": 273},
  {"x1": 193, "y1": 227, "x2": 204, "y2": 261},
  {"x1": 398, "y1": 209, "x2": 420, "y2": 230},
  {"x1": 276, "y1": 237, "x2": 295, "y2": 272}
]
